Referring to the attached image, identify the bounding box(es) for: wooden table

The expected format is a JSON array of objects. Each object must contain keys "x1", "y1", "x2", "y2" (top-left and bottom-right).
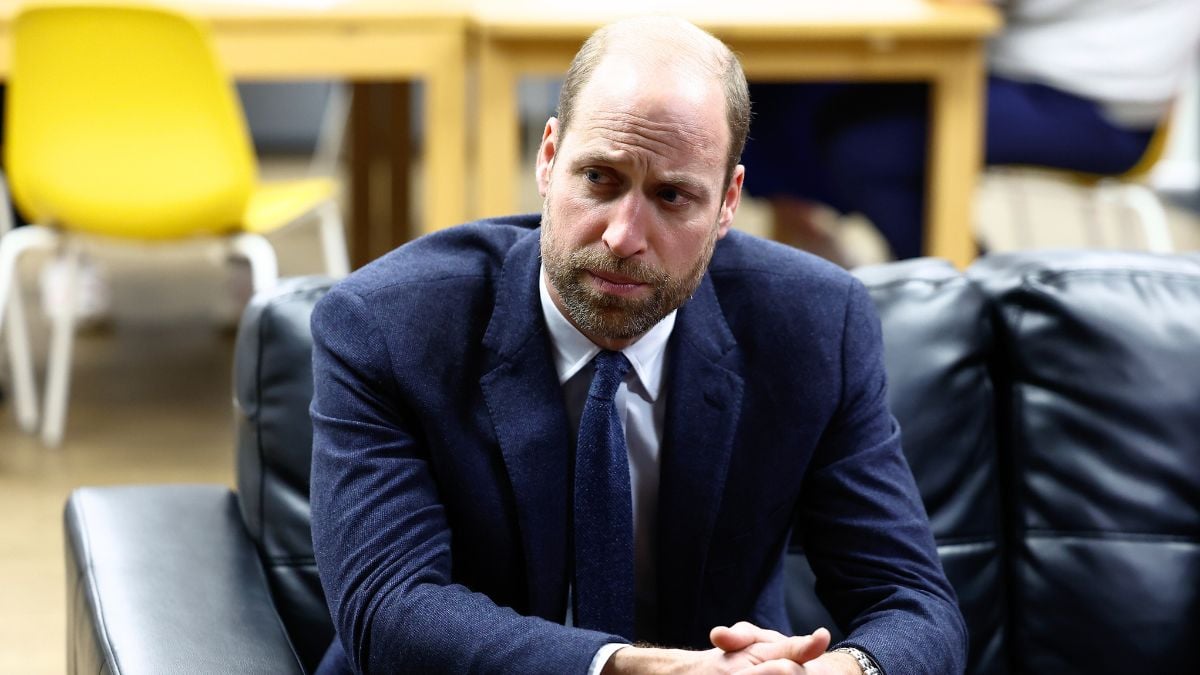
[
  {"x1": 0, "y1": 0, "x2": 470, "y2": 268},
  {"x1": 471, "y1": 0, "x2": 1002, "y2": 268}
]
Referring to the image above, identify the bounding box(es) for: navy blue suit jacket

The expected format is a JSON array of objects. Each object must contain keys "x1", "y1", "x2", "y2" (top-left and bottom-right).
[{"x1": 310, "y1": 215, "x2": 966, "y2": 674}]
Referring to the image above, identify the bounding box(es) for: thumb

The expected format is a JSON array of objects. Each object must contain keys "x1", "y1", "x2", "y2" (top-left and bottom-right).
[{"x1": 808, "y1": 627, "x2": 832, "y2": 655}]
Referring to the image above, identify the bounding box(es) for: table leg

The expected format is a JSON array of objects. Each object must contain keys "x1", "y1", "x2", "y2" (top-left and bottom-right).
[
  {"x1": 476, "y1": 40, "x2": 520, "y2": 220},
  {"x1": 423, "y1": 30, "x2": 468, "y2": 233},
  {"x1": 926, "y1": 42, "x2": 987, "y2": 268},
  {"x1": 349, "y1": 81, "x2": 373, "y2": 270}
]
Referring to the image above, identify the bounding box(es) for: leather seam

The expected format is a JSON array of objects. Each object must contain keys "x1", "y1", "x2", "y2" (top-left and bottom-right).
[
  {"x1": 1031, "y1": 268, "x2": 1200, "y2": 285},
  {"x1": 73, "y1": 493, "x2": 123, "y2": 675},
  {"x1": 254, "y1": 293, "x2": 272, "y2": 549},
  {"x1": 1023, "y1": 530, "x2": 1200, "y2": 544},
  {"x1": 1001, "y1": 286, "x2": 1031, "y2": 675},
  {"x1": 250, "y1": 283, "x2": 332, "y2": 551},
  {"x1": 861, "y1": 276, "x2": 967, "y2": 292}
]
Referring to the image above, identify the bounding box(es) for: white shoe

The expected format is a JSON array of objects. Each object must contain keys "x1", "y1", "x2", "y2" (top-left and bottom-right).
[{"x1": 40, "y1": 255, "x2": 112, "y2": 325}]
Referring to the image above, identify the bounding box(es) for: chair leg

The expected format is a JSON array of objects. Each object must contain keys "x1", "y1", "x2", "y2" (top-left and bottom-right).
[
  {"x1": 1083, "y1": 184, "x2": 1108, "y2": 249},
  {"x1": 41, "y1": 242, "x2": 82, "y2": 448},
  {"x1": 1004, "y1": 169, "x2": 1037, "y2": 250},
  {"x1": 229, "y1": 232, "x2": 279, "y2": 294},
  {"x1": 7, "y1": 285, "x2": 39, "y2": 433},
  {"x1": 1118, "y1": 182, "x2": 1175, "y2": 253},
  {"x1": 0, "y1": 224, "x2": 58, "y2": 434},
  {"x1": 308, "y1": 83, "x2": 351, "y2": 179},
  {"x1": 318, "y1": 200, "x2": 351, "y2": 278}
]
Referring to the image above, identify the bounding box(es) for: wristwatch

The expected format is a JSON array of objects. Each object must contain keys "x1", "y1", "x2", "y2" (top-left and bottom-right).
[{"x1": 833, "y1": 646, "x2": 882, "y2": 675}]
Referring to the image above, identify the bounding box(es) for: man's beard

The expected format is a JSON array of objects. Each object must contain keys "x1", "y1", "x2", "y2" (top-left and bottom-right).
[{"x1": 541, "y1": 206, "x2": 717, "y2": 341}]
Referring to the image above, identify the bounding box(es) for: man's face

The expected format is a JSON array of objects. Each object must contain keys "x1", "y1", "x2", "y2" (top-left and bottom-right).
[{"x1": 536, "y1": 53, "x2": 744, "y2": 348}]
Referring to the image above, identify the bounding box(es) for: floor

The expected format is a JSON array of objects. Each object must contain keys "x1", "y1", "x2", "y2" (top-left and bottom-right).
[{"x1": 1, "y1": 157, "x2": 1198, "y2": 673}]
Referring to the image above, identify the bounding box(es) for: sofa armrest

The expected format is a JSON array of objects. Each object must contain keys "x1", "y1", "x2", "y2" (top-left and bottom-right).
[{"x1": 65, "y1": 485, "x2": 303, "y2": 674}]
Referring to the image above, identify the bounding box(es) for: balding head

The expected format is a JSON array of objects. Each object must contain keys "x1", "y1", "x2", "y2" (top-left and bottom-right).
[{"x1": 556, "y1": 17, "x2": 750, "y2": 185}]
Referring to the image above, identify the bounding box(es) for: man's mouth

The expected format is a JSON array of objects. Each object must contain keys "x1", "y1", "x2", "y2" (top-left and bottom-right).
[{"x1": 585, "y1": 268, "x2": 649, "y2": 295}]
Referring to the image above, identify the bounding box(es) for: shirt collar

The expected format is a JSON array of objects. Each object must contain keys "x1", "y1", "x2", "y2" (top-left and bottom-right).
[{"x1": 539, "y1": 265, "x2": 675, "y2": 401}]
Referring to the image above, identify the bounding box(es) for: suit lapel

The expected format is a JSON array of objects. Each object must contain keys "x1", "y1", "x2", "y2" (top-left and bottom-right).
[
  {"x1": 656, "y1": 273, "x2": 745, "y2": 645},
  {"x1": 479, "y1": 228, "x2": 573, "y2": 622}
]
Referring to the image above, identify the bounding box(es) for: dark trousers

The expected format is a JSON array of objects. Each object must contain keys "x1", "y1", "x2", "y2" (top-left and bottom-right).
[{"x1": 742, "y1": 77, "x2": 1156, "y2": 259}]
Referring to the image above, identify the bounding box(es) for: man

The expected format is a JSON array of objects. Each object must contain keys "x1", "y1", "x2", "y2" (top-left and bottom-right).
[
  {"x1": 310, "y1": 17, "x2": 966, "y2": 675},
  {"x1": 744, "y1": 0, "x2": 1199, "y2": 262}
]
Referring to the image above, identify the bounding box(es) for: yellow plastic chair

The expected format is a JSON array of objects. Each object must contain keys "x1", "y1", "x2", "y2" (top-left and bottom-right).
[{"x1": 0, "y1": 4, "x2": 350, "y2": 447}]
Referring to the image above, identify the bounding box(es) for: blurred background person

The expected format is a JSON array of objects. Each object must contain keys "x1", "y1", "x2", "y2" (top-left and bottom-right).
[{"x1": 743, "y1": 0, "x2": 1200, "y2": 263}]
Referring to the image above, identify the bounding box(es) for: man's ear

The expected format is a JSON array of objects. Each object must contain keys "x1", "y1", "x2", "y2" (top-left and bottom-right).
[
  {"x1": 716, "y1": 164, "x2": 744, "y2": 239},
  {"x1": 536, "y1": 118, "x2": 560, "y2": 198}
]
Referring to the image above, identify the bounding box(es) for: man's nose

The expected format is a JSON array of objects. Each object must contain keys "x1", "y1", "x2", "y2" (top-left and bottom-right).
[{"x1": 602, "y1": 193, "x2": 650, "y2": 259}]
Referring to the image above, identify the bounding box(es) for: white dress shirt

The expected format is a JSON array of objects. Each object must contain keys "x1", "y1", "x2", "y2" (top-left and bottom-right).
[{"x1": 538, "y1": 267, "x2": 675, "y2": 672}]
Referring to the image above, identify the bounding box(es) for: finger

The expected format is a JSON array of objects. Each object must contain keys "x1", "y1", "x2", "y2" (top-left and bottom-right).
[
  {"x1": 711, "y1": 621, "x2": 791, "y2": 651},
  {"x1": 729, "y1": 620, "x2": 787, "y2": 640},
  {"x1": 710, "y1": 625, "x2": 758, "y2": 652},
  {"x1": 733, "y1": 658, "x2": 806, "y2": 675},
  {"x1": 743, "y1": 628, "x2": 831, "y2": 664}
]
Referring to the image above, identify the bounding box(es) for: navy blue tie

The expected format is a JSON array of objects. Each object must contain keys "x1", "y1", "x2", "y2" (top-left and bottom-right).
[{"x1": 573, "y1": 350, "x2": 635, "y2": 639}]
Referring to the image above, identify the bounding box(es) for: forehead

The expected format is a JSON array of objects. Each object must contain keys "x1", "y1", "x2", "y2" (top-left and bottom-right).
[{"x1": 562, "y1": 53, "x2": 729, "y2": 177}]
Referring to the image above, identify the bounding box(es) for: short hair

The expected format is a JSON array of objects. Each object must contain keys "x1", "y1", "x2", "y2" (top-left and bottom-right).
[{"x1": 555, "y1": 19, "x2": 751, "y2": 187}]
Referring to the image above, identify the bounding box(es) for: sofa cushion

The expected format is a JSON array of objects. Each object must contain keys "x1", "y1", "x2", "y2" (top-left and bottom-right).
[
  {"x1": 858, "y1": 259, "x2": 1004, "y2": 675},
  {"x1": 64, "y1": 486, "x2": 302, "y2": 674},
  {"x1": 970, "y1": 250, "x2": 1200, "y2": 672},
  {"x1": 235, "y1": 276, "x2": 336, "y2": 670}
]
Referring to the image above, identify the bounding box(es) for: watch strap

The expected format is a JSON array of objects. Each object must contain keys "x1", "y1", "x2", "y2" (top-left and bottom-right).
[{"x1": 833, "y1": 646, "x2": 882, "y2": 675}]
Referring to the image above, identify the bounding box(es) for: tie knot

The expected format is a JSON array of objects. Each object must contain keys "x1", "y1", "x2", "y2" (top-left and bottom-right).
[{"x1": 589, "y1": 350, "x2": 631, "y2": 402}]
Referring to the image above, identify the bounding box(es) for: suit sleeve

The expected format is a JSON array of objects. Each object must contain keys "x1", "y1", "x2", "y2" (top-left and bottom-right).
[
  {"x1": 309, "y1": 287, "x2": 620, "y2": 674},
  {"x1": 797, "y1": 278, "x2": 967, "y2": 674}
]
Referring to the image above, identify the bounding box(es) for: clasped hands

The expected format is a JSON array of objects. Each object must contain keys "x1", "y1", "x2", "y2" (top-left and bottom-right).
[{"x1": 606, "y1": 622, "x2": 862, "y2": 674}]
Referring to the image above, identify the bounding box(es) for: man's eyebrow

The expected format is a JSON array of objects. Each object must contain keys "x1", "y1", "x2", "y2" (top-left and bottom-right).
[
  {"x1": 658, "y1": 173, "x2": 712, "y2": 200},
  {"x1": 570, "y1": 151, "x2": 713, "y2": 200},
  {"x1": 570, "y1": 150, "x2": 626, "y2": 168}
]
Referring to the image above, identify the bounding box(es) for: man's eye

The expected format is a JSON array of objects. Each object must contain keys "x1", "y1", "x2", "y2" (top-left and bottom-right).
[
  {"x1": 659, "y1": 187, "x2": 689, "y2": 205},
  {"x1": 584, "y1": 168, "x2": 608, "y2": 184}
]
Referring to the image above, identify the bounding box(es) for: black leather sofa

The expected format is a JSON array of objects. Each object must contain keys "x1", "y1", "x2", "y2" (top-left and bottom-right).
[{"x1": 64, "y1": 250, "x2": 1200, "y2": 674}]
